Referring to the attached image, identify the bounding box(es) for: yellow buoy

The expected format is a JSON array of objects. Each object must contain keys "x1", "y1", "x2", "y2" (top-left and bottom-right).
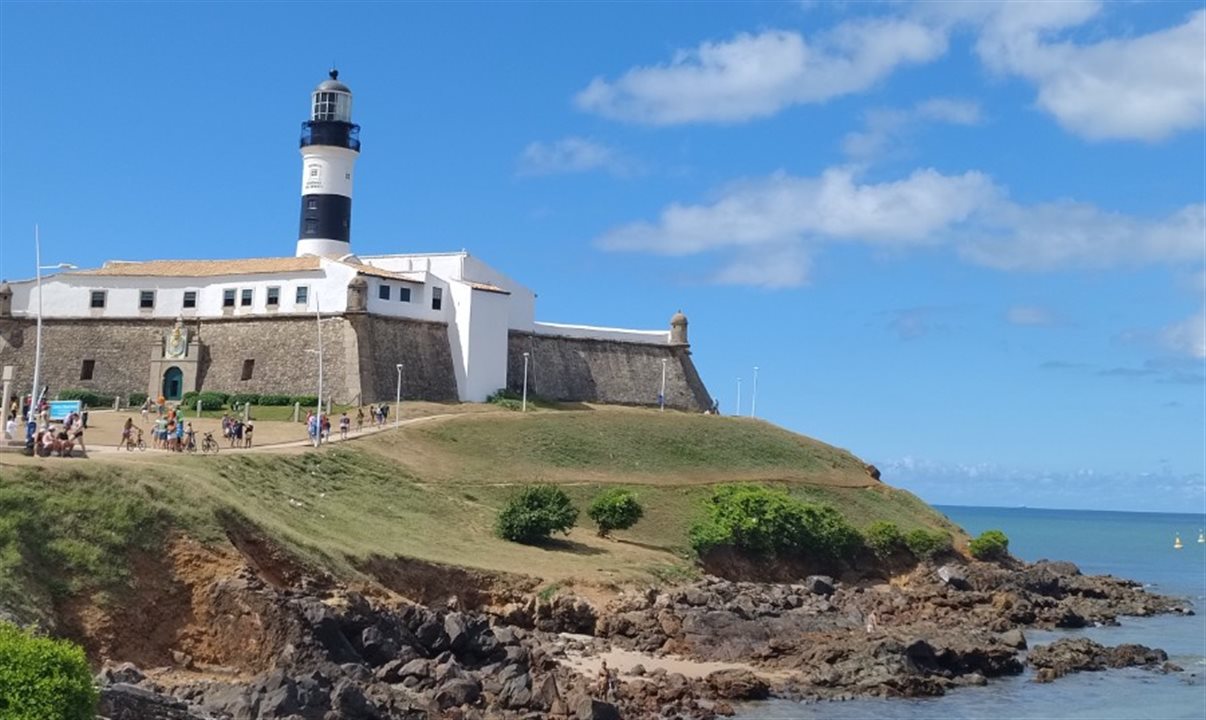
[{"x1": 1174, "y1": 534, "x2": 1183, "y2": 550}]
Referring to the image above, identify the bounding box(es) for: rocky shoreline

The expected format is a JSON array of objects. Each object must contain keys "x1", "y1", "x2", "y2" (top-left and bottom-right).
[{"x1": 92, "y1": 553, "x2": 1196, "y2": 719}]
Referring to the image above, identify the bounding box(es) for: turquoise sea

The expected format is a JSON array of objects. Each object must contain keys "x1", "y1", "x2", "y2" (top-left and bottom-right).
[{"x1": 740, "y1": 505, "x2": 1206, "y2": 720}]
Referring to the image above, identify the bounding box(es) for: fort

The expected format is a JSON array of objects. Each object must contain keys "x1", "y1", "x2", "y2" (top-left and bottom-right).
[{"x1": 0, "y1": 70, "x2": 712, "y2": 412}]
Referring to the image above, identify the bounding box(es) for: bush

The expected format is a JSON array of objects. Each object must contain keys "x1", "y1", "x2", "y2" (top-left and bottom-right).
[
  {"x1": 495, "y1": 485, "x2": 579, "y2": 544},
  {"x1": 688, "y1": 484, "x2": 861, "y2": 562},
  {"x1": 291, "y1": 395, "x2": 319, "y2": 408},
  {"x1": 56, "y1": 389, "x2": 113, "y2": 408},
  {"x1": 865, "y1": 520, "x2": 906, "y2": 559},
  {"x1": 0, "y1": 622, "x2": 97, "y2": 720},
  {"x1": 904, "y1": 528, "x2": 953, "y2": 560},
  {"x1": 258, "y1": 394, "x2": 294, "y2": 406},
  {"x1": 182, "y1": 391, "x2": 227, "y2": 411},
  {"x1": 127, "y1": 392, "x2": 148, "y2": 407},
  {"x1": 969, "y1": 529, "x2": 1010, "y2": 560},
  {"x1": 228, "y1": 393, "x2": 261, "y2": 408},
  {"x1": 587, "y1": 488, "x2": 644, "y2": 537}
]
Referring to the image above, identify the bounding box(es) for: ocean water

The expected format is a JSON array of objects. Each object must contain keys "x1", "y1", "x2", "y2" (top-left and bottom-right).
[{"x1": 738, "y1": 505, "x2": 1206, "y2": 720}]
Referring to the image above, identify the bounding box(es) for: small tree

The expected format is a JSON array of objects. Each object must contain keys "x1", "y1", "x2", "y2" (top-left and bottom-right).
[
  {"x1": 969, "y1": 529, "x2": 1010, "y2": 560},
  {"x1": 904, "y1": 528, "x2": 952, "y2": 560},
  {"x1": 587, "y1": 488, "x2": 644, "y2": 537},
  {"x1": 0, "y1": 623, "x2": 96, "y2": 720},
  {"x1": 496, "y1": 485, "x2": 579, "y2": 544},
  {"x1": 864, "y1": 520, "x2": 906, "y2": 559}
]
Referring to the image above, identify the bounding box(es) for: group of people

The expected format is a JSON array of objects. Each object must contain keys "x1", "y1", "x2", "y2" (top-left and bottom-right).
[
  {"x1": 219, "y1": 414, "x2": 253, "y2": 448},
  {"x1": 31, "y1": 410, "x2": 87, "y2": 458}
]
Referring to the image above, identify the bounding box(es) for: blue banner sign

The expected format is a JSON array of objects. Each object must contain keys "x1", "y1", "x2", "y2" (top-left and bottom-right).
[{"x1": 47, "y1": 400, "x2": 82, "y2": 421}]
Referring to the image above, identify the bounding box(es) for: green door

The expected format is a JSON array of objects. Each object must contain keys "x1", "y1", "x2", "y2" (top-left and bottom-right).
[{"x1": 163, "y1": 367, "x2": 183, "y2": 401}]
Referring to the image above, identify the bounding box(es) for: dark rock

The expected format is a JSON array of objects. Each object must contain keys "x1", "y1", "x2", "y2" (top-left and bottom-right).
[
  {"x1": 706, "y1": 668, "x2": 769, "y2": 700},
  {"x1": 937, "y1": 565, "x2": 971, "y2": 591},
  {"x1": 804, "y1": 576, "x2": 835, "y2": 596},
  {"x1": 999, "y1": 629, "x2": 1027, "y2": 649},
  {"x1": 398, "y1": 658, "x2": 434, "y2": 680},
  {"x1": 435, "y1": 677, "x2": 482, "y2": 709},
  {"x1": 97, "y1": 661, "x2": 146, "y2": 687},
  {"x1": 1029, "y1": 638, "x2": 1171, "y2": 678},
  {"x1": 444, "y1": 612, "x2": 469, "y2": 653},
  {"x1": 99, "y1": 684, "x2": 204, "y2": 720},
  {"x1": 360, "y1": 625, "x2": 399, "y2": 666},
  {"x1": 569, "y1": 691, "x2": 622, "y2": 720}
]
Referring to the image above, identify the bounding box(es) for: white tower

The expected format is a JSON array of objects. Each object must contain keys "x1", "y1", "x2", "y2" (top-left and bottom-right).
[{"x1": 296, "y1": 69, "x2": 361, "y2": 258}]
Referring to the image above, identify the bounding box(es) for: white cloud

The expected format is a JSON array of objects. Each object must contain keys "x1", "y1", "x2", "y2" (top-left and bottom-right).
[
  {"x1": 575, "y1": 21, "x2": 946, "y2": 125},
  {"x1": 595, "y1": 164, "x2": 1203, "y2": 287},
  {"x1": 969, "y1": 4, "x2": 1206, "y2": 141},
  {"x1": 712, "y1": 246, "x2": 812, "y2": 289},
  {"x1": 843, "y1": 97, "x2": 981, "y2": 160},
  {"x1": 517, "y1": 137, "x2": 633, "y2": 177},
  {"x1": 1006, "y1": 305, "x2": 1056, "y2": 326},
  {"x1": 1162, "y1": 311, "x2": 1206, "y2": 359}
]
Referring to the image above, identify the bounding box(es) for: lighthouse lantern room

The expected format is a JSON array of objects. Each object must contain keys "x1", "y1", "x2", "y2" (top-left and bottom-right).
[{"x1": 296, "y1": 69, "x2": 361, "y2": 258}]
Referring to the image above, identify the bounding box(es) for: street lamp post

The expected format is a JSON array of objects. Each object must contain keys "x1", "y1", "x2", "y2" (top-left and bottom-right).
[
  {"x1": 522, "y1": 352, "x2": 530, "y2": 413},
  {"x1": 659, "y1": 357, "x2": 667, "y2": 412},
  {"x1": 28, "y1": 225, "x2": 75, "y2": 428},
  {"x1": 735, "y1": 377, "x2": 742, "y2": 418},
  {"x1": 395, "y1": 363, "x2": 403, "y2": 427},
  {"x1": 751, "y1": 366, "x2": 759, "y2": 419}
]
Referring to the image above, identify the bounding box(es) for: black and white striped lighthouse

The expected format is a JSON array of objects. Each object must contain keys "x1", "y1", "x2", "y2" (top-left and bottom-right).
[{"x1": 296, "y1": 69, "x2": 361, "y2": 258}]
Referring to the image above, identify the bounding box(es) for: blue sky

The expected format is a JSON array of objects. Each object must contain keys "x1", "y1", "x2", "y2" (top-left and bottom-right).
[{"x1": 1, "y1": 1, "x2": 1202, "y2": 512}]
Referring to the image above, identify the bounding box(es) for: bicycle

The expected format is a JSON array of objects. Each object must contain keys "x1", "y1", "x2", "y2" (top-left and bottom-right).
[
  {"x1": 201, "y1": 432, "x2": 220, "y2": 455},
  {"x1": 125, "y1": 429, "x2": 146, "y2": 452}
]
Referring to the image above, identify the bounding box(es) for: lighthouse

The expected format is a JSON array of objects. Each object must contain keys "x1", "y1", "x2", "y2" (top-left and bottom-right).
[{"x1": 296, "y1": 69, "x2": 361, "y2": 258}]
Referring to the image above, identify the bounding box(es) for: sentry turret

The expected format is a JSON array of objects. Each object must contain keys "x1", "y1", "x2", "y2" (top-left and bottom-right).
[{"x1": 296, "y1": 69, "x2": 361, "y2": 258}]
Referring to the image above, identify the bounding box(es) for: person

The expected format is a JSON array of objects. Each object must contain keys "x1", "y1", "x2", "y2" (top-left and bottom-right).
[
  {"x1": 140, "y1": 399, "x2": 150, "y2": 424},
  {"x1": 243, "y1": 422, "x2": 253, "y2": 448},
  {"x1": 120, "y1": 417, "x2": 135, "y2": 448},
  {"x1": 166, "y1": 418, "x2": 177, "y2": 452},
  {"x1": 81, "y1": 405, "x2": 89, "y2": 429},
  {"x1": 339, "y1": 412, "x2": 350, "y2": 440},
  {"x1": 355, "y1": 407, "x2": 364, "y2": 432},
  {"x1": 307, "y1": 412, "x2": 319, "y2": 443},
  {"x1": 231, "y1": 419, "x2": 244, "y2": 448},
  {"x1": 153, "y1": 416, "x2": 167, "y2": 449},
  {"x1": 4, "y1": 414, "x2": 15, "y2": 440},
  {"x1": 381, "y1": 403, "x2": 389, "y2": 425},
  {"x1": 71, "y1": 421, "x2": 86, "y2": 455},
  {"x1": 184, "y1": 422, "x2": 196, "y2": 451},
  {"x1": 174, "y1": 418, "x2": 185, "y2": 452},
  {"x1": 321, "y1": 414, "x2": 331, "y2": 440},
  {"x1": 595, "y1": 659, "x2": 617, "y2": 700},
  {"x1": 865, "y1": 611, "x2": 879, "y2": 634}
]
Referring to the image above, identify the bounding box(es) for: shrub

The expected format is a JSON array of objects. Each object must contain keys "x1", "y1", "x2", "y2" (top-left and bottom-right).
[
  {"x1": 865, "y1": 520, "x2": 906, "y2": 559},
  {"x1": 182, "y1": 391, "x2": 227, "y2": 411},
  {"x1": 292, "y1": 395, "x2": 319, "y2": 408},
  {"x1": 587, "y1": 488, "x2": 644, "y2": 537},
  {"x1": 688, "y1": 484, "x2": 861, "y2": 562},
  {"x1": 904, "y1": 528, "x2": 953, "y2": 560},
  {"x1": 969, "y1": 529, "x2": 1010, "y2": 560},
  {"x1": 56, "y1": 389, "x2": 113, "y2": 408},
  {"x1": 486, "y1": 388, "x2": 524, "y2": 411},
  {"x1": 495, "y1": 485, "x2": 579, "y2": 544},
  {"x1": 258, "y1": 394, "x2": 294, "y2": 406},
  {"x1": 0, "y1": 622, "x2": 97, "y2": 720},
  {"x1": 228, "y1": 393, "x2": 261, "y2": 408},
  {"x1": 126, "y1": 392, "x2": 148, "y2": 407}
]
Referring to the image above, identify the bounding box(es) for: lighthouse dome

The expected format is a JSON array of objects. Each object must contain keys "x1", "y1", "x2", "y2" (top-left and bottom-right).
[{"x1": 316, "y1": 68, "x2": 351, "y2": 94}]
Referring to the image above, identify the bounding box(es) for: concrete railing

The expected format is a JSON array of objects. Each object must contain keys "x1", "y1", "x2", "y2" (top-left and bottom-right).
[{"x1": 533, "y1": 321, "x2": 669, "y2": 345}]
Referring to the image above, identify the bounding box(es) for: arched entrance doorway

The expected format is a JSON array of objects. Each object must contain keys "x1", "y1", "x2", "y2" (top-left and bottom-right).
[{"x1": 162, "y1": 367, "x2": 183, "y2": 401}]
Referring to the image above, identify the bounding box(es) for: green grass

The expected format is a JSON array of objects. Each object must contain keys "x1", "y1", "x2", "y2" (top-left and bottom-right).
[
  {"x1": 413, "y1": 411, "x2": 868, "y2": 478},
  {"x1": 0, "y1": 407, "x2": 963, "y2": 620},
  {"x1": 188, "y1": 404, "x2": 358, "y2": 422}
]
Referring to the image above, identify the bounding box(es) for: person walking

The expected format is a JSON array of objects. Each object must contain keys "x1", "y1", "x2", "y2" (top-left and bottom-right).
[
  {"x1": 243, "y1": 422, "x2": 253, "y2": 448},
  {"x1": 339, "y1": 412, "x2": 350, "y2": 440},
  {"x1": 355, "y1": 407, "x2": 364, "y2": 432}
]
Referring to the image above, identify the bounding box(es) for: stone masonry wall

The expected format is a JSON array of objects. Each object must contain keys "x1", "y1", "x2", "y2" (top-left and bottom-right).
[
  {"x1": 506, "y1": 331, "x2": 712, "y2": 411},
  {"x1": 351, "y1": 315, "x2": 459, "y2": 403},
  {"x1": 0, "y1": 316, "x2": 359, "y2": 403}
]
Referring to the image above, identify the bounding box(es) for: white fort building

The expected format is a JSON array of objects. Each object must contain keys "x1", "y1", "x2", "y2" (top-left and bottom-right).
[{"x1": 0, "y1": 71, "x2": 711, "y2": 410}]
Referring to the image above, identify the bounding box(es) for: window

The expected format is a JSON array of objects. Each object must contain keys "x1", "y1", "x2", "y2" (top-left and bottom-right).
[
  {"x1": 183, "y1": 291, "x2": 197, "y2": 309},
  {"x1": 223, "y1": 289, "x2": 236, "y2": 308},
  {"x1": 80, "y1": 359, "x2": 95, "y2": 381},
  {"x1": 267, "y1": 287, "x2": 280, "y2": 306},
  {"x1": 240, "y1": 359, "x2": 255, "y2": 381},
  {"x1": 295, "y1": 286, "x2": 309, "y2": 304},
  {"x1": 378, "y1": 284, "x2": 391, "y2": 300},
  {"x1": 89, "y1": 291, "x2": 106, "y2": 309},
  {"x1": 431, "y1": 287, "x2": 443, "y2": 311},
  {"x1": 139, "y1": 290, "x2": 155, "y2": 309},
  {"x1": 240, "y1": 288, "x2": 253, "y2": 307},
  {"x1": 304, "y1": 219, "x2": 317, "y2": 234},
  {"x1": 307, "y1": 198, "x2": 318, "y2": 210},
  {"x1": 309, "y1": 167, "x2": 319, "y2": 177},
  {"x1": 398, "y1": 287, "x2": 411, "y2": 302}
]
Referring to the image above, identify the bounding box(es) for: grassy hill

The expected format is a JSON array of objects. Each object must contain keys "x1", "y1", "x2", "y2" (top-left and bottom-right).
[{"x1": 0, "y1": 406, "x2": 962, "y2": 624}]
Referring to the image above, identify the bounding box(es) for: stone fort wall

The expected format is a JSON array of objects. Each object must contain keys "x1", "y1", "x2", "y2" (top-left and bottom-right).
[
  {"x1": 0, "y1": 318, "x2": 710, "y2": 410},
  {"x1": 0, "y1": 315, "x2": 459, "y2": 406},
  {"x1": 505, "y1": 331, "x2": 712, "y2": 411}
]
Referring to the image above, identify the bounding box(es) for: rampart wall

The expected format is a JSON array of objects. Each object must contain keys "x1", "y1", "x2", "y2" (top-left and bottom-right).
[
  {"x1": 350, "y1": 314, "x2": 459, "y2": 403},
  {"x1": 505, "y1": 331, "x2": 712, "y2": 411}
]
